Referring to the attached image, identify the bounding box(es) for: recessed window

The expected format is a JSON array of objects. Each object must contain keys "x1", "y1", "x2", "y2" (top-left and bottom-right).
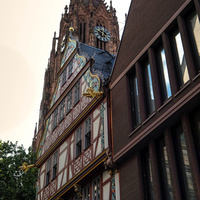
[
  {"x1": 46, "y1": 158, "x2": 51, "y2": 186},
  {"x1": 157, "y1": 47, "x2": 172, "y2": 101},
  {"x1": 83, "y1": 184, "x2": 90, "y2": 200},
  {"x1": 173, "y1": 124, "x2": 195, "y2": 199},
  {"x1": 191, "y1": 109, "x2": 200, "y2": 169},
  {"x1": 84, "y1": 117, "x2": 91, "y2": 149},
  {"x1": 66, "y1": 90, "x2": 72, "y2": 114},
  {"x1": 76, "y1": 126, "x2": 82, "y2": 157},
  {"x1": 171, "y1": 30, "x2": 189, "y2": 87},
  {"x1": 59, "y1": 99, "x2": 65, "y2": 122},
  {"x1": 93, "y1": 176, "x2": 100, "y2": 200},
  {"x1": 141, "y1": 148, "x2": 154, "y2": 200},
  {"x1": 143, "y1": 62, "x2": 155, "y2": 116},
  {"x1": 52, "y1": 151, "x2": 58, "y2": 180},
  {"x1": 62, "y1": 67, "x2": 67, "y2": 85},
  {"x1": 129, "y1": 68, "x2": 140, "y2": 128},
  {"x1": 187, "y1": 11, "x2": 200, "y2": 71},
  {"x1": 157, "y1": 138, "x2": 173, "y2": 199},
  {"x1": 68, "y1": 62, "x2": 73, "y2": 78},
  {"x1": 74, "y1": 81, "x2": 80, "y2": 105},
  {"x1": 53, "y1": 107, "x2": 58, "y2": 130}
]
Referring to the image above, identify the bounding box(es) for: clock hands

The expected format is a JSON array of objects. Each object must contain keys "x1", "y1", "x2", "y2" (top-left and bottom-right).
[
  {"x1": 97, "y1": 28, "x2": 106, "y2": 37},
  {"x1": 94, "y1": 26, "x2": 111, "y2": 42}
]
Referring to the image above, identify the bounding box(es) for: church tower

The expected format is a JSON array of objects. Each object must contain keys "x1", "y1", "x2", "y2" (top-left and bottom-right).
[
  {"x1": 60, "y1": 0, "x2": 119, "y2": 54},
  {"x1": 33, "y1": 0, "x2": 120, "y2": 152}
]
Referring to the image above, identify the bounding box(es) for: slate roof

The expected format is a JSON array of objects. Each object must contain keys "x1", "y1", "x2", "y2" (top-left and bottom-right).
[{"x1": 78, "y1": 42, "x2": 116, "y2": 85}]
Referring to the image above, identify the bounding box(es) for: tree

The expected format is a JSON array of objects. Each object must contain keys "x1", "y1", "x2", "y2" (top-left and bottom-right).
[{"x1": 0, "y1": 140, "x2": 38, "y2": 200}]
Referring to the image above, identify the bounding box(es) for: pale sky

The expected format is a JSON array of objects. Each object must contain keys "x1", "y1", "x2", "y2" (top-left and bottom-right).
[{"x1": 0, "y1": 0, "x2": 131, "y2": 149}]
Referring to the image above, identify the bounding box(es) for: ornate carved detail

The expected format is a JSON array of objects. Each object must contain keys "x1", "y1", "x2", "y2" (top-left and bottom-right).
[{"x1": 74, "y1": 184, "x2": 82, "y2": 198}]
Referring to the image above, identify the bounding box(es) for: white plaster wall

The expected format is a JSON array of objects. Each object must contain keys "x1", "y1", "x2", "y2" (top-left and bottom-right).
[
  {"x1": 93, "y1": 108, "x2": 100, "y2": 119},
  {"x1": 103, "y1": 102, "x2": 109, "y2": 149},
  {"x1": 40, "y1": 173, "x2": 45, "y2": 190},
  {"x1": 103, "y1": 182, "x2": 110, "y2": 200},
  {"x1": 115, "y1": 173, "x2": 121, "y2": 200},
  {"x1": 59, "y1": 150, "x2": 67, "y2": 172},
  {"x1": 103, "y1": 170, "x2": 111, "y2": 183},
  {"x1": 60, "y1": 141, "x2": 68, "y2": 153},
  {"x1": 93, "y1": 116, "x2": 100, "y2": 140},
  {"x1": 95, "y1": 137, "x2": 102, "y2": 157},
  {"x1": 57, "y1": 173, "x2": 62, "y2": 190},
  {"x1": 70, "y1": 143, "x2": 74, "y2": 160},
  {"x1": 41, "y1": 163, "x2": 45, "y2": 173}
]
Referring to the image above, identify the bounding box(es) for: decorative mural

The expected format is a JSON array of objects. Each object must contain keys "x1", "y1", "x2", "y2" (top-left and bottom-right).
[
  {"x1": 61, "y1": 38, "x2": 76, "y2": 68},
  {"x1": 83, "y1": 68, "x2": 101, "y2": 92},
  {"x1": 50, "y1": 52, "x2": 86, "y2": 108}
]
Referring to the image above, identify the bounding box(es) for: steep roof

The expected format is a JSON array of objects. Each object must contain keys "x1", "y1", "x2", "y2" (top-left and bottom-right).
[{"x1": 78, "y1": 42, "x2": 116, "y2": 84}]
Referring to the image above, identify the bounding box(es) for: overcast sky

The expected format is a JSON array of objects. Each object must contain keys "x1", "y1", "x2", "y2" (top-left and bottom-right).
[{"x1": 0, "y1": 0, "x2": 131, "y2": 149}]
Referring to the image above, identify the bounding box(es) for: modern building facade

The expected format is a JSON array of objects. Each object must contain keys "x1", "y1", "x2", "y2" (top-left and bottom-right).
[
  {"x1": 110, "y1": 0, "x2": 200, "y2": 199},
  {"x1": 33, "y1": 1, "x2": 121, "y2": 199}
]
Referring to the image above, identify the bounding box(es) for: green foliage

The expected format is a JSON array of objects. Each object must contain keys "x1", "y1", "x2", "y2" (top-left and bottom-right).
[{"x1": 0, "y1": 140, "x2": 38, "y2": 200}]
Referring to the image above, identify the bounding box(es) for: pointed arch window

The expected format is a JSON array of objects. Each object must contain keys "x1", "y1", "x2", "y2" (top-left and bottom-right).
[{"x1": 79, "y1": 20, "x2": 86, "y2": 43}]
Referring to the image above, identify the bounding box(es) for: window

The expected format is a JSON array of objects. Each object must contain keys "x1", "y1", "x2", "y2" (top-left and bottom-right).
[
  {"x1": 62, "y1": 67, "x2": 67, "y2": 85},
  {"x1": 53, "y1": 107, "x2": 58, "y2": 129},
  {"x1": 84, "y1": 117, "x2": 91, "y2": 149},
  {"x1": 83, "y1": 184, "x2": 90, "y2": 200},
  {"x1": 74, "y1": 81, "x2": 80, "y2": 105},
  {"x1": 76, "y1": 126, "x2": 82, "y2": 157},
  {"x1": 191, "y1": 110, "x2": 200, "y2": 168},
  {"x1": 171, "y1": 30, "x2": 189, "y2": 87},
  {"x1": 66, "y1": 90, "x2": 72, "y2": 114},
  {"x1": 68, "y1": 62, "x2": 73, "y2": 78},
  {"x1": 144, "y1": 62, "x2": 155, "y2": 115},
  {"x1": 157, "y1": 46, "x2": 172, "y2": 101},
  {"x1": 187, "y1": 11, "x2": 200, "y2": 71},
  {"x1": 74, "y1": 194, "x2": 80, "y2": 200},
  {"x1": 157, "y1": 138, "x2": 173, "y2": 200},
  {"x1": 173, "y1": 124, "x2": 195, "y2": 199},
  {"x1": 130, "y1": 68, "x2": 140, "y2": 128},
  {"x1": 46, "y1": 158, "x2": 51, "y2": 186},
  {"x1": 59, "y1": 99, "x2": 65, "y2": 122},
  {"x1": 93, "y1": 177, "x2": 100, "y2": 200},
  {"x1": 52, "y1": 151, "x2": 58, "y2": 180},
  {"x1": 142, "y1": 148, "x2": 155, "y2": 200}
]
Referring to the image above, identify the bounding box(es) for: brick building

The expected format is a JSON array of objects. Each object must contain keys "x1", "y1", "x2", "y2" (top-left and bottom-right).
[{"x1": 110, "y1": 0, "x2": 200, "y2": 199}]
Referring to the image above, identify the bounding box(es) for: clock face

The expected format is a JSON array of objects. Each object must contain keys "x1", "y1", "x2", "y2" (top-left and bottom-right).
[{"x1": 94, "y1": 26, "x2": 111, "y2": 42}]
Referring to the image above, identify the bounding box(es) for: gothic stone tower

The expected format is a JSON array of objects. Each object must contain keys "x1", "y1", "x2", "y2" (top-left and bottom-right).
[
  {"x1": 60, "y1": 0, "x2": 119, "y2": 54},
  {"x1": 32, "y1": 0, "x2": 120, "y2": 151}
]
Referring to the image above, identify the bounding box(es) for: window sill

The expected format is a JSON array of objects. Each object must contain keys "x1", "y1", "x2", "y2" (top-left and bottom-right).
[
  {"x1": 192, "y1": 72, "x2": 200, "y2": 82},
  {"x1": 157, "y1": 97, "x2": 173, "y2": 112},
  {"x1": 142, "y1": 112, "x2": 156, "y2": 126},
  {"x1": 66, "y1": 108, "x2": 72, "y2": 115},
  {"x1": 84, "y1": 144, "x2": 91, "y2": 151},
  {"x1": 129, "y1": 125, "x2": 141, "y2": 137},
  {"x1": 174, "y1": 81, "x2": 190, "y2": 98},
  {"x1": 74, "y1": 99, "x2": 80, "y2": 107}
]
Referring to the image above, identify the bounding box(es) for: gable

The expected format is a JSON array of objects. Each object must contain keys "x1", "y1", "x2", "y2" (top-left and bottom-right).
[{"x1": 61, "y1": 38, "x2": 77, "y2": 69}]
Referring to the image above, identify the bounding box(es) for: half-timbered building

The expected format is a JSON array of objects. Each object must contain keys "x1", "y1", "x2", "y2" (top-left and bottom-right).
[{"x1": 35, "y1": 31, "x2": 120, "y2": 200}]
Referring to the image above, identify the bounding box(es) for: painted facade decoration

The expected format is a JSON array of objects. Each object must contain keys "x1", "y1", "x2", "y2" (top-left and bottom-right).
[
  {"x1": 35, "y1": 33, "x2": 120, "y2": 200},
  {"x1": 61, "y1": 38, "x2": 76, "y2": 68},
  {"x1": 50, "y1": 49, "x2": 86, "y2": 108}
]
